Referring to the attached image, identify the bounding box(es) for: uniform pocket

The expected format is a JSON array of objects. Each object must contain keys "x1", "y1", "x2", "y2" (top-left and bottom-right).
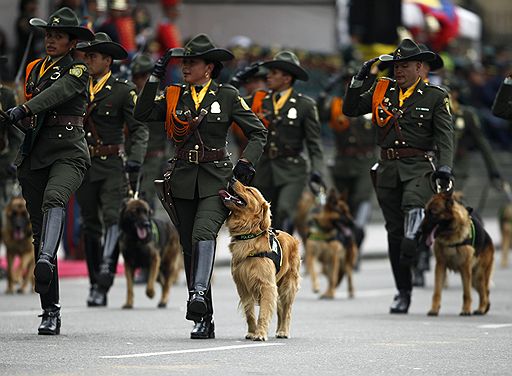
[
  {"x1": 96, "y1": 104, "x2": 118, "y2": 117},
  {"x1": 207, "y1": 113, "x2": 229, "y2": 123},
  {"x1": 411, "y1": 108, "x2": 433, "y2": 120}
]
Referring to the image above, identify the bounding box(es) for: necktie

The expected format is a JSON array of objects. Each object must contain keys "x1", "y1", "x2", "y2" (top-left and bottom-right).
[
  {"x1": 195, "y1": 85, "x2": 203, "y2": 92},
  {"x1": 275, "y1": 93, "x2": 281, "y2": 102}
]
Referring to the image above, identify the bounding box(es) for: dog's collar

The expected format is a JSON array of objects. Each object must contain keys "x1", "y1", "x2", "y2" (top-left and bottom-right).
[{"x1": 233, "y1": 230, "x2": 266, "y2": 241}]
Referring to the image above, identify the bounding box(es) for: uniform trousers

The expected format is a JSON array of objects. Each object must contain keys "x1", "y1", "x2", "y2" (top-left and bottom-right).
[{"x1": 18, "y1": 157, "x2": 87, "y2": 309}]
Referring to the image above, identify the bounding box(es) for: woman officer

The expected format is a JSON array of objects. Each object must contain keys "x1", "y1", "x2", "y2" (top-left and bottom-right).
[{"x1": 134, "y1": 34, "x2": 267, "y2": 339}]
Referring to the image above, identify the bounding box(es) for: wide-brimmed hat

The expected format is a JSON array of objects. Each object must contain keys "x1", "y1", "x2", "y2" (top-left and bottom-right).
[
  {"x1": 238, "y1": 62, "x2": 268, "y2": 82},
  {"x1": 261, "y1": 51, "x2": 309, "y2": 81},
  {"x1": 379, "y1": 39, "x2": 435, "y2": 64},
  {"x1": 171, "y1": 34, "x2": 234, "y2": 62},
  {"x1": 130, "y1": 54, "x2": 154, "y2": 75},
  {"x1": 419, "y1": 44, "x2": 444, "y2": 71},
  {"x1": 76, "y1": 32, "x2": 128, "y2": 60},
  {"x1": 29, "y1": 7, "x2": 94, "y2": 41}
]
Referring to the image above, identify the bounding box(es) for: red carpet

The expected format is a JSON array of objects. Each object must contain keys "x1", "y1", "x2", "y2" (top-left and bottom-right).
[{"x1": 0, "y1": 257, "x2": 124, "y2": 278}]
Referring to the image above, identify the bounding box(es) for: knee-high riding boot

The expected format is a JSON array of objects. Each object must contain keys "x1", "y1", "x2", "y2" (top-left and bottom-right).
[{"x1": 96, "y1": 224, "x2": 120, "y2": 291}]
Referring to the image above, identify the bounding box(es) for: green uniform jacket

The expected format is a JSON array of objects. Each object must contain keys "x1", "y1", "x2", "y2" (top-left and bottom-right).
[
  {"x1": 250, "y1": 89, "x2": 323, "y2": 187},
  {"x1": 0, "y1": 86, "x2": 23, "y2": 179},
  {"x1": 85, "y1": 75, "x2": 148, "y2": 182},
  {"x1": 454, "y1": 105, "x2": 500, "y2": 180},
  {"x1": 16, "y1": 54, "x2": 91, "y2": 169},
  {"x1": 343, "y1": 78, "x2": 454, "y2": 188},
  {"x1": 134, "y1": 80, "x2": 267, "y2": 199},
  {"x1": 492, "y1": 80, "x2": 512, "y2": 120}
]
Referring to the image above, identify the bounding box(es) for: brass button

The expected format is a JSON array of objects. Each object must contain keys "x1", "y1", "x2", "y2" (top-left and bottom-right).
[
  {"x1": 394, "y1": 140, "x2": 399, "y2": 145},
  {"x1": 58, "y1": 134, "x2": 62, "y2": 138},
  {"x1": 87, "y1": 132, "x2": 92, "y2": 137},
  {"x1": 217, "y1": 117, "x2": 221, "y2": 121},
  {"x1": 194, "y1": 145, "x2": 199, "y2": 150},
  {"x1": 106, "y1": 111, "x2": 109, "y2": 115}
]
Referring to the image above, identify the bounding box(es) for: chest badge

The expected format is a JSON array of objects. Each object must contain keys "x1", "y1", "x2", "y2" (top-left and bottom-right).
[
  {"x1": 211, "y1": 101, "x2": 221, "y2": 114},
  {"x1": 287, "y1": 107, "x2": 297, "y2": 119}
]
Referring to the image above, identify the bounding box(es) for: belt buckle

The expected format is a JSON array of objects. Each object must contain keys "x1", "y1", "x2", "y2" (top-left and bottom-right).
[
  {"x1": 268, "y1": 146, "x2": 279, "y2": 159},
  {"x1": 386, "y1": 148, "x2": 395, "y2": 160},
  {"x1": 188, "y1": 150, "x2": 199, "y2": 164}
]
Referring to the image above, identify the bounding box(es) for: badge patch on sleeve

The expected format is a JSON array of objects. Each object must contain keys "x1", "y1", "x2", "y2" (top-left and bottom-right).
[
  {"x1": 444, "y1": 97, "x2": 451, "y2": 116},
  {"x1": 130, "y1": 90, "x2": 138, "y2": 104},
  {"x1": 69, "y1": 64, "x2": 87, "y2": 78},
  {"x1": 239, "y1": 96, "x2": 251, "y2": 111}
]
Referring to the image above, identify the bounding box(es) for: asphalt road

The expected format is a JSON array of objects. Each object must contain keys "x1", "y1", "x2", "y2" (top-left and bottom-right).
[{"x1": 1, "y1": 256, "x2": 511, "y2": 376}]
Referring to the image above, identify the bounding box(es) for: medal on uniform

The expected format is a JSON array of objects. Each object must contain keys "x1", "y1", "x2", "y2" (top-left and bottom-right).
[
  {"x1": 287, "y1": 107, "x2": 297, "y2": 119},
  {"x1": 211, "y1": 101, "x2": 221, "y2": 113}
]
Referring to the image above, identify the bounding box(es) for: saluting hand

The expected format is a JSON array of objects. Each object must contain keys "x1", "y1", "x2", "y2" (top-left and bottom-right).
[
  {"x1": 355, "y1": 57, "x2": 379, "y2": 81},
  {"x1": 152, "y1": 48, "x2": 180, "y2": 79}
]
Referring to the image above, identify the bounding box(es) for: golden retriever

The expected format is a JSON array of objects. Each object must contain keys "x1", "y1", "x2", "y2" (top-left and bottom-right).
[
  {"x1": 423, "y1": 192, "x2": 494, "y2": 316},
  {"x1": 305, "y1": 189, "x2": 357, "y2": 299},
  {"x1": 220, "y1": 179, "x2": 301, "y2": 341},
  {"x1": 2, "y1": 197, "x2": 34, "y2": 294},
  {"x1": 118, "y1": 198, "x2": 182, "y2": 309}
]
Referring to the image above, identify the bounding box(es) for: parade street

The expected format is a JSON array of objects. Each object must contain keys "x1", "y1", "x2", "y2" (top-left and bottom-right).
[{"x1": 1, "y1": 254, "x2": 511, "y2": 376}]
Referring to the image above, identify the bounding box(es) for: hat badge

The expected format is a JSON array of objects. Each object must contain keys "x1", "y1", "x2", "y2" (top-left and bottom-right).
[
  {"x1": 51, "y1": 17, "x2": 60, "y2": 25},
  {"x1": 395, "y1": 49, "x2": 401, "y2": 58}
]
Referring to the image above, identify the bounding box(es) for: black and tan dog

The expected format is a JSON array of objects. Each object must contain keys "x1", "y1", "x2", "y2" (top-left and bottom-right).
[
  {"x1": 2, "y1": 197, "x2": 34, "y2": 294},
  {"x1": 305, "y1": 189, "x2": 357, "y2": 299},
  {"x1": 423, "y1": 192, "x2": 494, "y2": 316},
  {"x1": 220, "y1": 179, "x2": 301, "y2": 341},
  {"x1": 118, "y1": 198, "x2": 182, "y2": 309}
]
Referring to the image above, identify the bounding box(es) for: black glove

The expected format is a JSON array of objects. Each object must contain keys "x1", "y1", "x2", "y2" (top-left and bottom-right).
[
  {"x1": 124, "y1": 160, "x2": 141, "y2": 173},
  {"x1": 6, "y1": 105, "x2": 28, "y2": 123},
  {"x1": 432, "y1": 165, "x2": 453, "y2": 192},
  {"x1": 152, "y1": 49, "x2": 176, "y2": 79},
  {"x1": 233, "y1": 159, "x2": 255, "y2": 186},
  {"x1": 354, "y1": 57, "x2": 379, "y2": 81},
  {"x1": 229, "y1": 63, "x2": 260, "y2": 89},
  {"x1": 6, "y1": 164, "x2": 17, "y2": 179},
  {"x1": 308, "y1": 171, "x2": 325, "y2": 194}
]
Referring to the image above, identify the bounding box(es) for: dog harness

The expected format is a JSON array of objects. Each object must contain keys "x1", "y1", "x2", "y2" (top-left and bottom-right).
[
  {"x1": 448, "y1": 213, "x2": 486, "y2": 255},
  {"x1": 234, "y1": 229, "x2": 282, "y2": 274}
]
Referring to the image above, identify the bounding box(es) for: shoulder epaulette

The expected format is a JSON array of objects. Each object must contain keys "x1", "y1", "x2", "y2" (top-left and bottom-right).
[
  {"x1": 218, "y1": 83, "x2": 238, "y2": 92},
  {"x1": 425, "y1": 83, "x2": 449, "y2": 94}
]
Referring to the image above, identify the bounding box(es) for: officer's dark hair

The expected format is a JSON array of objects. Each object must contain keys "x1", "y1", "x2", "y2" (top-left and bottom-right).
[{"x1": 205, "y1": 59, "x2": 223, "y2": 79}]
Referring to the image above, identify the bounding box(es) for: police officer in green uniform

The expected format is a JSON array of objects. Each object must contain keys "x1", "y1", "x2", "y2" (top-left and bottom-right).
[
  {"x1": 251, "y1": 51, "x2": 324, "y2": 233},
  {"x1": 130, "y1": 53, "x2": 169, "y2": 210},
  {"x1": 134, "y1": 34, "x2": 267, "y2": 339},
  {"x1": 343, "y1": 39, "x2": 454, "y2": 313},
  {"x1": 492, "y1": 74, "x2": 512, "y2": 120},
  {"x1": 6, "y1": 7, "x2": 94, "y2": 334},
  {"x1": 0, "y1": 58, "x2": 23, "y2": 224},
  {"x1": 74, "y1": 32, "x2": 148, "y2": 307}
]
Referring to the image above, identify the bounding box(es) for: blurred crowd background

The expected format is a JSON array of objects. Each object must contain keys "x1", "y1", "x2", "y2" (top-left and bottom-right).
[{"x1": 0, "y1": 0, "x2": 511, "y2": 214}]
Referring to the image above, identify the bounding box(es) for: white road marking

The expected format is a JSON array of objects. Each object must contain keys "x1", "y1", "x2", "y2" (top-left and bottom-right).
[
  {"x1": 100, "y1": 343, "x2": 285, "y2": 359},
  {"x1": 477, "y1": 324, "x2": 512, "y2": 329}
]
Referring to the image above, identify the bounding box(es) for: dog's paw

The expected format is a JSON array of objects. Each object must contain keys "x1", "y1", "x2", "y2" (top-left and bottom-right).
[
  {"x1": 122, "y1": 303, "x2": 133, "y2": 309},
  {"x1": 319, "y1": 293, "x2": 334, "y2": 300},
  {"x1": 459, "y1": 311, "x2": 471, "y2": 316},
  {"x1": 157, "y1": 302, "x2": 167, "y2": 309},
  {"x1": 473, "y1": 309, "x2": 487, "y2": 316},
  {"x1": 312, "y1": 287, "x2": 320, "y2": 294},
  {"x1": 245, "y1": 333, "x2": 255, "y2": 340},
  {"x1": 16, "y1": 288, "x2": 25, "y2": 294},
  {"x1": 252, "y1": 335, "x2": 267, "y2": 342},
  {"x1": 348, "y1": 292, "x2": 355, "y2": 299},
  {"x1": 146, "y1": 288, "x2": 155, "y2": 299},
  {"x1": 427, "y1": 310, "x2": 439, "y2": 316},
  {"x1": 276, "y1": 331, "x2": 288, "y2": 339}
]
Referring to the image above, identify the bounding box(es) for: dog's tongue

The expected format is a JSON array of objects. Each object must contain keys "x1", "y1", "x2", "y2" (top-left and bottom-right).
[
  {"x1": 136, "y1": 226, "x2": 148, "y2": 240},
  {"x1": 426, "y1": 225, "x2": 439, "y2": 247},
  {"x1": 13, "y1": 229, "x2": 24, "y2": 241}
]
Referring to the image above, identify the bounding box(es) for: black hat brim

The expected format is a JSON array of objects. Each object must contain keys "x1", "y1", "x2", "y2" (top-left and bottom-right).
[
  {"x1": 171, "y1": 48, "x2": 234, "y2": 62},
  {"x1": 426, "y1": 54, "x2": 444, "y2": 71},
  {"x1": 30, "y1": 18, "x2": 94, "y2": 41},
  {"x1": 76, "y1": 41, "x2": 128, "y2": 60},
  {"x1": 378, "y1": 51, "x2": 436, "y2": 64},
  {"x1": 378, "y1": 51, "x2": 442, "y2": 72},
  {"x1": 260, "y1": 60, "x2": 308, "y2": 81}
]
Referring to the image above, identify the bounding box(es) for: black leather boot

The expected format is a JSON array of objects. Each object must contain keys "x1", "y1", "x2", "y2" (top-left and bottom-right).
[
  {"x1": 187, "y1": 240, "x2": 215, "y2": 322},
  {"x1": 389, "y1": 290, "x2": 411, "y2": 314},
  {"x1": 88, "y1": 285, "x2": 107, "y2": 307},
  {"x1": 190, "y1": 315, "x2": 215, "y2": 339},
  {"x1": 38, "y1": 306, "x2": 61, "y2": 335},
  {"x1": 84, "y1": 235, "x2": 102, "y2": 306},
  {"x1": 34, "y1": 208, "x2": 65, "y2": 295},
  {"x1": 96, "y1": 225, "x2": 120, "y2": 290}
]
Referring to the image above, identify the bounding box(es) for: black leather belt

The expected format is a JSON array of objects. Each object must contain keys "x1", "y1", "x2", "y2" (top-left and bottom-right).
[{"x1": 176, "y1": 147, "x2": 228, "y2": 164}]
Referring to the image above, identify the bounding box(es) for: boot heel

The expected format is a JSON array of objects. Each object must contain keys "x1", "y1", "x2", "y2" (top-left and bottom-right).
[{"x1": 34, "y1": 259, "x2": 54, "y2": 294}]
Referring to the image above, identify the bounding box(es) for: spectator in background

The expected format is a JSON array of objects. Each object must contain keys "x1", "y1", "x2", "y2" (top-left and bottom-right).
[
  {"x1": 15, "y1": 0, "x2": 44, "y2": 75},
  {"x1": 133, "y1": 3, "x2": 153, "y2": 52},
  {"x1": 97, "y1": 0, "x2": 137, "y2": 57},
  {"x1": 155, "y1": 0, "x2": 182, "y2": 84}
]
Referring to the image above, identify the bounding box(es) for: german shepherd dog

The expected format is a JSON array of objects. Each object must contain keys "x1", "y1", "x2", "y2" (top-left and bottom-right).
[
  {"x1": 423, "y1": 192, "x2": 494, "y2": 316},
  {"x1": 2, "y1": 197, "x2": 34, "y2": 294},
  {"x1": 220, "y1": 179, "x2": 301, "y2": 341},
  {"x1": 498, "y1": 203, "x2": 512, "y2": 268},
  {"x1": 305, "y1": 189, "x2": 357, "y2": 299},
  {"x1": 118, "y1": 198, "x2": 182, "y2": 309}
]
